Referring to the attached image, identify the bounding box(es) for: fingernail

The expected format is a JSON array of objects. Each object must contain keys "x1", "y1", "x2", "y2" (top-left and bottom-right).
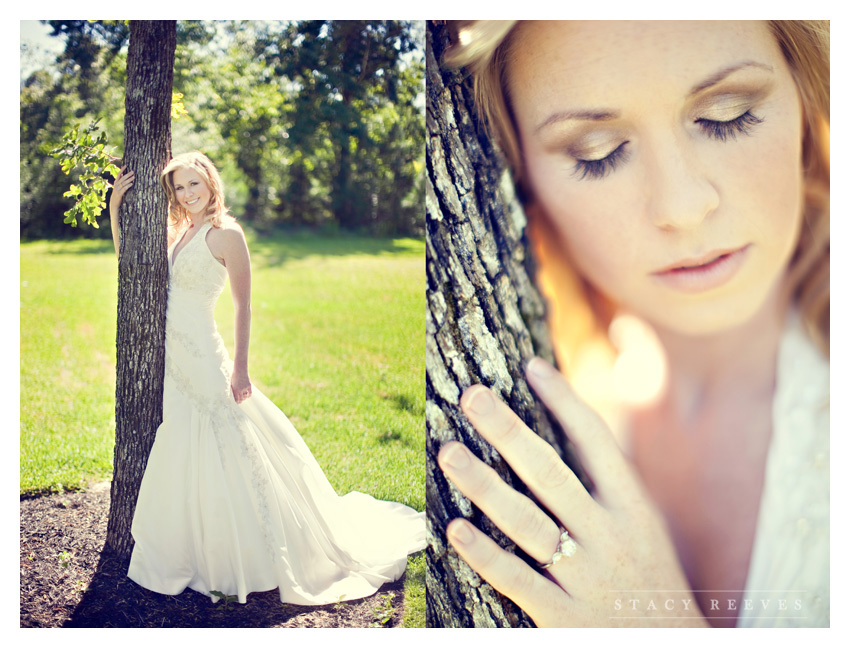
[
  {"x1": 440, "y1": 443, "x2": 470, "y2": 470},
  {"x1": 527, "y1": 357, "x2": 554, "y2": 379},
  {"x1": 448, "y1": 520, "x2": 474, "y2": 546},
  {"x1": 463, "y1": 387, "x2": 495, "y2": 416}
]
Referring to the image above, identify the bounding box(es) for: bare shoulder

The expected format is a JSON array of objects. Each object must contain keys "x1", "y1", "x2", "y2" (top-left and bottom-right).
[{"x1": 206, "y1": 218, "x2": 249, "y2": 263}]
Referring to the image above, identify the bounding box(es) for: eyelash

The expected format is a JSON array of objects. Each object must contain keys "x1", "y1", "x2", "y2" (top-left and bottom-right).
[
  {"x1": 573, "y1": 142, "x2": 629, "y2": 180},
  {"x1": 572, "y1": 111, "x2": 764, "y2": 181},
  {"x1": 696, "y1": 110, "x2": 764, "y2": 142}
]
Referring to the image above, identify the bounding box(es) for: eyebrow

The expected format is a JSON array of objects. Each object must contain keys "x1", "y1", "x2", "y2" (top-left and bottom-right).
[
  {"x1": 535, "y1": 60, "x2": 774, "y2": 133},
  {"x1": 689, "y1": 60, "x2": 774, "y2": 95},
  {"x1": 536, "y1": 109, "x2": 619, "y2": 133}
]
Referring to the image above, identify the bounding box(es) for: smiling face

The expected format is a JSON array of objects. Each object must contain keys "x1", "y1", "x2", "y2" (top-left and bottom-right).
[
  {"x1": 172, "y1": 167, "x2": 212, "y2": 217},
  {"x1": 508, "y1": 21, "x2": 804, "y2": 336}
]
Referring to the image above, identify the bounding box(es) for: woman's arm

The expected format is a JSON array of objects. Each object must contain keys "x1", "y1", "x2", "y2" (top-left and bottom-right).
[
  {"x1": 108, "y1": 167, "x2": 134, "y2": 256},
  {"x1": 209, "y1": 224, "x2": 252, "y2": 403}
]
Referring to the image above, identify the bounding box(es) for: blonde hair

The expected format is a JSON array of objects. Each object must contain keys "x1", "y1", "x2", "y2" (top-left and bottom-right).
[
  {"x1": 444, "y1": 20, "x2": 830, "y2": 356},
  {"x1": 161, "y1": 151, "x2": 231, "y2": 230}
]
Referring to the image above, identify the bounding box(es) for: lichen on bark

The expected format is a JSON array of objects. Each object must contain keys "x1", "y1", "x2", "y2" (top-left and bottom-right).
[{"x1": 425, "y1": 21, "x2": 586, "y2": 628}]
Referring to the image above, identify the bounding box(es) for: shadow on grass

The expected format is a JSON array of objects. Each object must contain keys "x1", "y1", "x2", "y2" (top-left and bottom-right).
[
  {"x1": 30, "y1": 227, "x2": 425, "y2": 269},
  {"x1": 386, "y1": 393, "x2": 423, "y2": 416},
  {"x1": 373, "y1": 394, "x2": 424, "y2": 447},
  {"x1": 64, "y1": 545, "x2": 405, "y2": 628},
  {"x1": 248, "y1": 229, "x2": 424, "y2": 269},
  {"x1": 33, "y1": 239, "x2": 116, "y2": 255},
  {"x1": 375, "y1": 428, "x2": 419, "y2": 448}
]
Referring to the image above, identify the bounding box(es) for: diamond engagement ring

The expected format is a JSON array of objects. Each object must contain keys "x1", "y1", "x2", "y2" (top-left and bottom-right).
[{"x1": 539, "y1": 529, "x2": 578, "y2": 569}]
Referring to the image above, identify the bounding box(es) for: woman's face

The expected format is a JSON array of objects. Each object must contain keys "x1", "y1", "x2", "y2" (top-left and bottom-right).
[
  {"x1": 508, "y1": 21, "x2": 804, "y2": 336},
  {"x1": 172, "y1": 167, "x2": 212, "y2": 216}
]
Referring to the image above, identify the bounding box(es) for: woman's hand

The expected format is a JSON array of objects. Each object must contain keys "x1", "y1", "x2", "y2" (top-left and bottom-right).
[
  {"x1": 110, "y1": 166, "x2": 134, "y2": 216},
  {"x1": 438, "y1": 357, "x2": 708, "y2": 628},
  {"x1": 109, "y1": 166, "x2": 134, "y2": 255},
  {"x1": 230, "y1": 369, "x2": 252, "y2": 404}
]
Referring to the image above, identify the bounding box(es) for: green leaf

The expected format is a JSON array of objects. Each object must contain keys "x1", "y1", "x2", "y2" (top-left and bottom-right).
[
  {"x1": 172, "y1": 91, "x2": 189, "y2": 119},
  {"x1": 50, "y1": 118, "x2": 118, "y2": 230},
  {"x1": 63, "y1": 206, "x2": 79, "y2": 227}
]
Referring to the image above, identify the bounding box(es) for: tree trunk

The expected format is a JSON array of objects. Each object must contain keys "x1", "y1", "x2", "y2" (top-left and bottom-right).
[
  {"x1": 335, "y1": 128, "x2": 355, "y2": 228},
  {"x1": 425, "y1": 21, "x2": 587, "y2": 628},
  {"x1": 238, "y1": 155, "x2": 263, "y2": 223},
  {"x1": 107, "y1": 20, "x2": 176, "y2": 559}
]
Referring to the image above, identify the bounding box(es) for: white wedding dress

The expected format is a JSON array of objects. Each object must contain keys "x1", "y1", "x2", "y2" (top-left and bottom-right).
[{"x1": 127, "y1": 222, "x2": 426, "y2": 605}]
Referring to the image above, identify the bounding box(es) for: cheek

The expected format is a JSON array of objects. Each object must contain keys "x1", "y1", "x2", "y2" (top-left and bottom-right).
[
  {"x1": 719, "y1": 111, "x2": 804, "y2": 255},
  {"x1": 758, "y1": 130, "x2": 804, "y2": 240},
  {"x1": 526, "y1": 151, "x2": 642, "y2": 294}
]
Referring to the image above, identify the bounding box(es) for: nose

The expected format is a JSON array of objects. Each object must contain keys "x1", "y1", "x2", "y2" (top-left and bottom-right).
[{"x1": 642, "y1": 131, "x2": 720, "y2": 232}]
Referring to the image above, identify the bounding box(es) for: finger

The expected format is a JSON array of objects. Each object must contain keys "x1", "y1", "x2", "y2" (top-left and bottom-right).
[
  {"x1": 439, "y1": 442, "x2": 566, "y2": 563},
  {"x1": 446, "y1": 518, "x2": 573, "y2": 627},
  {"x1": 526, "y1": 358, "x2": 635, "y2": 504},
  {"x1": 460, "y1": 386, "x2": 599, "y2": 539}
]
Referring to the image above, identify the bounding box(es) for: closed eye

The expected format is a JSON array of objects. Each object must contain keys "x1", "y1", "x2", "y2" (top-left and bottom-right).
[
  {"x1": 573, "y1": 141, "x2": 629, "y2": 180},
  {"x1": 696, "y1": 110, "x2": 763, "y2": 142}
]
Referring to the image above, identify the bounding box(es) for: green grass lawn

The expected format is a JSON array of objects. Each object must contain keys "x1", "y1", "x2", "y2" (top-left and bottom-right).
[{"x1": 19, "y1": 229, "x2": 425, "y2": 626}]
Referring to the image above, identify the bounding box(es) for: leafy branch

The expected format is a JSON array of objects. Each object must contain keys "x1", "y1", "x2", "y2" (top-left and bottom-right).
[
  {"x1": 50, "y1": 92, "x2": 189, "y2": 229},
  {"x1": 49, "y1": 120, "x2": 120, "y2": 228}
]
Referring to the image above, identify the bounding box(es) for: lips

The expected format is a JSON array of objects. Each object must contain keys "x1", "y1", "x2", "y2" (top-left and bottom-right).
[{"x1": 651, "y1": 244, "x2": 751, "y2": 293}]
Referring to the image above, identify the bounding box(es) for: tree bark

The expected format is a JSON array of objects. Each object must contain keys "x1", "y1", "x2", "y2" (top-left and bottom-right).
[
  {"x1": 425, "y1": 21, "x2": 587, "y2": 628},
  {"x1": 107, "y1": 20, "x2": 176, "y2": 559}
]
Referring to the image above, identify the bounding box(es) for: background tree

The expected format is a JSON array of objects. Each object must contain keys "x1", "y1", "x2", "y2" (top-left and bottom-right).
[
  {"x1": 425, "y1": 21, "x2": 586, "y2": 628},
  {"x1": 107, "y1": 20, "x2": 176, "y2": 559},
  {"x1": 22, "y1": 20, "x2": 425, "y2": 238},
  {"x1": 190, "y1": 22, "x2": 287, "y2": 227},
  {"x1": 20, "y1": 21, "x2": 128, "y2": 238},
  {"x1": 254, "y1": 20, "x2": 424, "y2": 233}
]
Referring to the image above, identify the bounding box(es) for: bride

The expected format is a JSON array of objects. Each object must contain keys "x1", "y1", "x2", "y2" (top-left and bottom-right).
[
  {"x1": 435, "y1": 20, "x2": 828, "y2": 627},
  {"x1": 109, "y1": 151, "x2": 425, "y2": 606}
]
